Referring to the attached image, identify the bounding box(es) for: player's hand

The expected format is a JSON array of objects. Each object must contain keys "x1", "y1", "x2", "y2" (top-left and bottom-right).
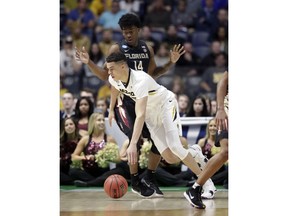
[
  {"x1": 108, "y1": 111, "x2": 115, "y2": 126},
  {"x1": 215, "y1": 109, "x2": 228, "y2": 131},
  {"x1": 126, "y1": 144, "x2": 138, "y2": 165},
  {"x1": 75, "y1": 46, "x2": 90, "y2": 64},
  {"x1": 170, "y1": 44, "x2": 186, "y2": 63}
]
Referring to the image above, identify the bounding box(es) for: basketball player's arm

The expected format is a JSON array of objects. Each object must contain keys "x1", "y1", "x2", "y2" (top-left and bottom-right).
[
  {"x1": 215, "y1": 71, "x2": 228, "y2": 131},
  {"x1": 127, "y1": 96, "x2": 148, "y2": 165},
  {"x1": 71, "y1": 136, "x2": 89, "y2": 161},
  {"x1": 148, "y1": 44, "x2": 185, "y2": 79},
  {"x1": 108, "y1": 85, "x2": 119, "y2": 126},
  {"x1": 86, "y1": 43, "x2": 121, "y2": 81},
  {"x1": 75, "y1": 46, "x2": 109, "y2": 81}
]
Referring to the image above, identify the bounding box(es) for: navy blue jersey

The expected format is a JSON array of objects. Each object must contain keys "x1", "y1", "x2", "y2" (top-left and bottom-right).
[{"x1": 118, "y1": 40, "x2": 151, "y2": 73}]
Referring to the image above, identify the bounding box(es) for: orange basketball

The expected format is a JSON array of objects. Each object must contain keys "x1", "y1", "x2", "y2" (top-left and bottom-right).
[{"x1": 104, "y1": 174, "x2": 128, "y2": 199}]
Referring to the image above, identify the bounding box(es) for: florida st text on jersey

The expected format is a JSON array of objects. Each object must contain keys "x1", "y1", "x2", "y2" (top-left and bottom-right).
[{"x1": 118, "y1": 40, "x2": 151, "y2": 73}]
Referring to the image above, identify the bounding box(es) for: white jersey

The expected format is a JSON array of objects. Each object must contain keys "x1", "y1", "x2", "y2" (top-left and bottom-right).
[
  {"x1": 109, "y1": 68, "x2": 185, "y2": 157},
  {"x1": 108, "y1": 68, "x2": 174, "y2": 109}
]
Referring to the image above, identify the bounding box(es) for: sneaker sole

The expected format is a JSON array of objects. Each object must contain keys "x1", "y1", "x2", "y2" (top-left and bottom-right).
[
  {"x1": 183, "y1": 192, "x2": 206, "y2": 209},
  {"x1": 153, "y1": 193, "x2": 164, "y2": 198},
  {"x1": 201, "y1": 190, "x2": 217, "y2": 199},
  {"x1": 131, "y1": 188, "x2": 156, "y2": 198}
]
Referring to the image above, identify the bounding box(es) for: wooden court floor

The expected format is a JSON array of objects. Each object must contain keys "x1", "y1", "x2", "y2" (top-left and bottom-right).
[{"x1": 60, "y1": 188, "x2": 228, "y2": 216}]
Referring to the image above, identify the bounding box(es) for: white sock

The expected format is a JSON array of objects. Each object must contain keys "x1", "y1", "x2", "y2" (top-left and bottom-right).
[{"x1": 192, "y1": 182, "x2": 200, "y2": 189}]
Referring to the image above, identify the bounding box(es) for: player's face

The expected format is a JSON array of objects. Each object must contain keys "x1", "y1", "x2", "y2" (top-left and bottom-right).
[
  {"x1": 107, "y1": 62, "x2": 122, "y2": 81},
  {"x1": 65, "y1": 119, "x2": 76, "y2": 134},
  {"x1": 208, "y1": 120, "x2": 217, "y2": 136},
  {"x1": 122, "y1": 26, "x2": 139, "y2": 46}
]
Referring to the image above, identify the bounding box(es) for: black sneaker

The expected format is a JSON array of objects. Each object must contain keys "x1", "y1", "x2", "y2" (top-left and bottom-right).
[
  {"x1": 141, "y1": 177, "x2": 164, "y2": 197},
  {"x1": 74, "y1": 180, "x2": 88, "y2": 187},
  {"x1": 184, "y1": 186, "x2": 206, "y2": 209},
  {"x1": 131, "y1": 181, "x2": 155, "y2": 198}
]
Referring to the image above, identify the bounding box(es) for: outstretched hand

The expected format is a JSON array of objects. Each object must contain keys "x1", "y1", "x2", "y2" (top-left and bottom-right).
[
  {"x1": 170, "y1": 44, "x2": 186, "y2": 63},
  {"x1": 75, "y1": 46, "x2": 90, "y2": 64}
]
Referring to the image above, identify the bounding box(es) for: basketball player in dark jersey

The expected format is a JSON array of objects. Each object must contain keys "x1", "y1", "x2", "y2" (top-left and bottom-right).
[
  {"x1": 184, "y1": 71, "x2": 229, "y2": 209},
  {"x1": 75, "y1": 13, "x2": 185, "y2": 198}
]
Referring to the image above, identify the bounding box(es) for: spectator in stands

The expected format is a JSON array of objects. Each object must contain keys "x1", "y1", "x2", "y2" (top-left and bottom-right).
[
  {"x1": 60, "y1": 117, "x2": 82, "y2": 185},
  {"x1": 187, "y1": 95, "x2": 210, "y2": 117},
  {"x1": 177, "y1": 93, "x2": 190, "y2": 117},
  {"x1": 185, "y1": 95, "x2": 210, "y2": 143},
  {"x1": 154, "y1": 43, "x2": 174, "y2": 75},
  {"x1": 119, "y1": 0, "x2": 141, "y2": 14},
  {"x1": 71, "y1": 112, "x2": 119, "y2": 182},
  {"x1": 171, "y1": 75, "x2": 186, "y2": 97},
  {"x1": 194, "y1": 0, "x2": 217, "y2": 32},
  {"x1": 95, "y1": 97, "x2": 109, "y2": 117},
  {"x1": 201, "y1": 40, "x2": 222, "y2": 68},
  {"x1": 60, "y1": 36, "x2": 83, "y2": 77},
  {"x1": 210, "y1": 98, "x2": 217, "y2": 116},
  {"x1": 143, "y1": 0, "x2": 172, "y2": 31},
  {"x1": 83, "y1": 43, "x2": 105, "y2": 77},
  {"x1": 89, "y1": 0, "x2": 112, "y2": 17},
  {"x1": 96, "y1": 0, "x2": 127, "y2": 33},
  {"x1": 199, "y1": 52, "x2": 227, "y2": 97},
  {"x1": 66, "y1": 0, "x2": 96, "y2": 39},
  {"x1": 171, "y1": 0, "x2": 195, "y2": 31},
  {"x1": 186, "y1": 0, "x2": 202, "y2": 18},
  {"x1": 211, "y1": 25, "x2": 228, "y2": 54},
  {"x1": 97, "y1": 80, "x2": 111, "y2": 102},
  {"x1": 163, "y1": 25, "x2": 186, "y2": 49},
  {"x1": 71, "y1": 23, "x2": 91, "y2": 52},
  {"x1": 98, "y1": 29, "x2": 116, "y2": 58},
  {"x1": 80, "y1": 88, "x2": 96, "y2": 104},
  {"x1": 139, "y1": 25, "x2": 160, "y2": 53},
  {"x1": 176, "y1": 42, "x2": 201, "y2": 76},
  {"x1": 211, "y1": 8, "x2": 228, "y2": 37},
  {"x1": 74, "y1": 96, "x2": 94, "y2": 136},
  {"x1": 60, "y1": 92, "x2": 76, "y2": 121}
]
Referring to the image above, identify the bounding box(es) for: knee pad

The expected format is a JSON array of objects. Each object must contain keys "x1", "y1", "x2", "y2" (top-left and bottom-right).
[{"x1": 166, "y1": 131, "x2": 188, "y2": 160}]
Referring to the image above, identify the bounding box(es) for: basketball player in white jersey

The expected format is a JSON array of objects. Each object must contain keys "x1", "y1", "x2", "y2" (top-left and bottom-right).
[{"x1": 106, "y1": 52, "x2": 216, "y2": 208}]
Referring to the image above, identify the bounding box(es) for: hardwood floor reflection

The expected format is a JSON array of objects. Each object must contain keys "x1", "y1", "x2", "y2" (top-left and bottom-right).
[{"x1": 60, "y1": 189, "x2": 228, "y2": 216}]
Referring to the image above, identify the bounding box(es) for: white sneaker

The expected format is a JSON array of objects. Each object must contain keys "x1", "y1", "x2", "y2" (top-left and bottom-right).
[
  {"x1": 202, "y1": 178, "x2": 217, "y2": 199},
  {"x1": 189, "y1": 145, "x2": 208, "y2": 170}
]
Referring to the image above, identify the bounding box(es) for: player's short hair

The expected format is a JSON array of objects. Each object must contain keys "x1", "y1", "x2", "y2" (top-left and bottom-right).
[
  {"x1": 106, "y1": 52, "x2": 127, "y2": 63},
  {"x1": 118, "y1": 13, "x2": 141, "y2": 29}
]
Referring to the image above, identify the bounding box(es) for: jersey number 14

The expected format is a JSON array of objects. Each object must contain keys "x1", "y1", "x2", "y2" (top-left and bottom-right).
[{"x1": 133, "y1": 61, "x2": 143, "y2": 71}]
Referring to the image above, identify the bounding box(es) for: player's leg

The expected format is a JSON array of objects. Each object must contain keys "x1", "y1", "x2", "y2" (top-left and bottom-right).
[
  {"x1": 159, "y1": 98, "x2": 208, "y2": 208},
  {"x1": 186, "y1": 131, "x2": 228, "y2": 209},
  {"x1": 114, "y1": 95, "x2": 155, "y2": 197},
  {"x1": 141, "y1": 137, "x2": 163, "y2": 197}
]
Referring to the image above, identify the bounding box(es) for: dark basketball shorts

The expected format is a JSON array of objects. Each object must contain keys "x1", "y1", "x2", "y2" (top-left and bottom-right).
[
  {"x1": 114, "y1": 95, "x2": 160, "y2": 155},
  {"x1": 215, "y1": 130, "x2": 228, "y2": 147}
]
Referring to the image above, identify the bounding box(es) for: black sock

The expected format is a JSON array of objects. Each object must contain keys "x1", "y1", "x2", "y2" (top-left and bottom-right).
[
  {"x1": 146, "y1": 169, "x2": 156, "y2": 182},
  {"x1": 131, "y1": 173, "x2": 139, "y2": 186}
]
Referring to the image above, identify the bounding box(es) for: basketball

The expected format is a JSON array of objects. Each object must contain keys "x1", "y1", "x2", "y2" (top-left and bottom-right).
[{"x1": 104, "y1": 174, "x2": 128, "y2": 199}]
